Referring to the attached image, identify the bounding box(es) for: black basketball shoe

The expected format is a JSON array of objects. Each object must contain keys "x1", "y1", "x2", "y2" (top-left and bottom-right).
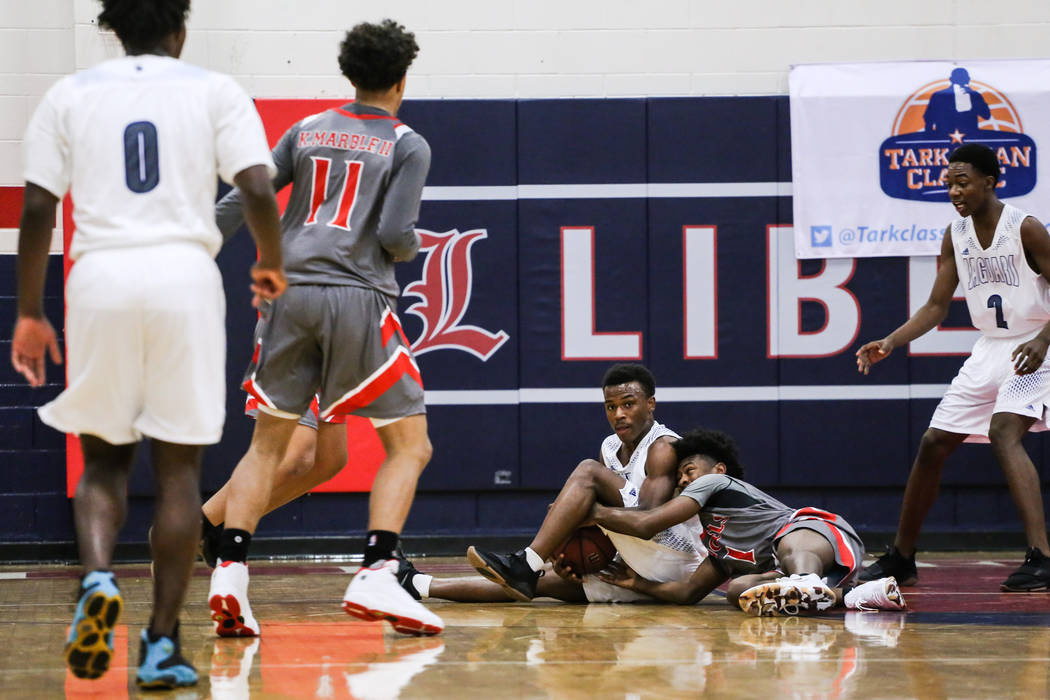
[
  {"x1": 857, "y1": 546, "x2": 918, "y2": 586},
  {"x1": 1000, "y1": 547, "x2": 1050, "y2": 592},
  {"x1": 466, "y1": 547, "x2": 541, "y2": 601}
]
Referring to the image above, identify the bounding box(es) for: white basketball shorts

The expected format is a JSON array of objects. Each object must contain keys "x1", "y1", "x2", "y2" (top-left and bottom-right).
[
  {"x1": 38, "y1": 242, "x2": 226, "y2": 445},
  {"x1": 582, "y1": 529, "x2": 706, "y2": 603},
  {"x1": 929, "y1": 333, "x2": 1050, "y2": 442}
]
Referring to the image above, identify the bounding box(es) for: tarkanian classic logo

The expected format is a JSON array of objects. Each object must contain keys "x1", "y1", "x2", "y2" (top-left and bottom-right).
[
  {"x1": 878, "y1": 67, "x2": 1036, "y2": 202},
  {"x1": 403, "y1": 228, "x2": 509, "y2": 360}
]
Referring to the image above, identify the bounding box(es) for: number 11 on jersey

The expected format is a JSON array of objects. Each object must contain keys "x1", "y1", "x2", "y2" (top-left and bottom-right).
[{"x1": 305, "y1": 156, "x2": 363, "y2": 230}]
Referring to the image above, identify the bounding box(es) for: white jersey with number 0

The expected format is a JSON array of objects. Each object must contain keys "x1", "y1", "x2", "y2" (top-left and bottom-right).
[
  {"x1": 951, "y1": 203, "x2": 1050, "y2": 338},
  {"x1": 22, "y1": 54, "x2": 275, "y2": 260}
]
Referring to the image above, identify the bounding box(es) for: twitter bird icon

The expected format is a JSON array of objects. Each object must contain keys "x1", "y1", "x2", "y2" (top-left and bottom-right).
[{"x1": 811, "y1": 225, "x2": 833, "y2": 247}]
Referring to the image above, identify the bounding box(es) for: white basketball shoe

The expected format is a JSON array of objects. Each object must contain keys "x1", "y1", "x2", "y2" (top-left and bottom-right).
[
  {"x1": 209, "y1": 560, "x2": 260, "y2": 637},
  {"x1": 844, "y1": 576, "x2": 907, "y2": 612},
  {"x1": 738, "y1": 573, "x2": 837, "y2": 617},
  {"x1": 343, "y1": 559, "x2": 444, "y2": 636}
]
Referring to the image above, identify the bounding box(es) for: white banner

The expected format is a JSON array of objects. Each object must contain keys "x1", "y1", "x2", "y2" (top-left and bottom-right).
[{"x1": 790, "y1": 59, "x2": 1050, "y2": 258}]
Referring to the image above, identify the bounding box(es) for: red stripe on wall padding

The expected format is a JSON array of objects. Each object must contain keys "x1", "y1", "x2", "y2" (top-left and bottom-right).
[{"x1": 0, "y1": 186, "x2": 24, "y2": 228}]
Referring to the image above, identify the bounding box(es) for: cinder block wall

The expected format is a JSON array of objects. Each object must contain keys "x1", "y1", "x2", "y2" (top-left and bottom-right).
[{"x1": 3, "y1": 1, "x2": 1049, "y2": 555}]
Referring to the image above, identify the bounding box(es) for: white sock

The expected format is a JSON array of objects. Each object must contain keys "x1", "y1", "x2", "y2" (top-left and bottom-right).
[
  {"x1": 412, "y1": 573, "x2": 433, "y2": 598},
  {"x1": 524, "y1": 547, "x2": 545, "y2": 572}
]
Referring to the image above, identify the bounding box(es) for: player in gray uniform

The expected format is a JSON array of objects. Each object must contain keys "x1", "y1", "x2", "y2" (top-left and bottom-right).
[
  {"x1": 464, "y1": 364, "x2": 705, "y2": 602},
  {"x1": 591, "y1": 428, "x2": 906, "y2": 616},
  {"x1": 206, "y1": 19, "x2": 443, "y2": 638}
]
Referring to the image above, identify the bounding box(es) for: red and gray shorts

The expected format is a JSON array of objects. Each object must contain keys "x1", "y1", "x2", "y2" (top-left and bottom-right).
[
  {"x1": 241, "y1": 284, "x2": 425, "y2": 423},
  {"x1": 245, "y1": 394, "x2": 345, "y2": 429},
  {"x1": 772, "y1": 507, "x2": 865, "y2": 587}
]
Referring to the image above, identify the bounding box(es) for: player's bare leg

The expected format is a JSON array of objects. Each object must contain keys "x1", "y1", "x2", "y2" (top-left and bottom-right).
[
  {"x1": 148, "y1": 440, "x2": 204, "y2": 636},
  {"x1": 988, "y1": 412, "x2": 1050, "y2": 554},
  {"x1": 209, "y1": 412, "x2": 298, "y2": 638},
  {"x1": 990, "y1": 411, "x2": 1050, "y2": 591},
  {"x1": 222, "y1": 412, "x2": 300, "y2": 534},
  {"x1": 424, "y1": 575, "x2": 585, "y2": 603},
  {"x1": 65, "y1": 436, "x2": 135, "y2": 679},
  {"x1": 527, "y1": 460, "x2": 627, "y2": 560},
  {"x1": 893, "y1": 427, "x2": 967, "y2": 556},
  {"x1": 467, "y1": 460, "x2": 626, "y2": 601},
  {"x1": 75, "y1": 436, "x2": 136, "y2": 570},
  {"x1": 202, "y1": 422, "x2": 347, "y2": 526},
  {"x1": 368, "y1": 414, "x2": 431, "y2": 532},
  {"x1": 858, "y1": 427, "x2": 967, "y2": 586},
  {"x1": 400, "y1": 560, "x2": 588, "y2": 603},
  {"x1": 776, "y1": 529, "x2": 837, "y2": 580},
  {"x1": 343, "y1": 413, "x2": 442, "y2": 635}
]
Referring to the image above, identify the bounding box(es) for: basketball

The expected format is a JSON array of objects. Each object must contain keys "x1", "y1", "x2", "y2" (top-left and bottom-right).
[{"x1": 552, "y1": 526, "x2": 617, "y2": 575}]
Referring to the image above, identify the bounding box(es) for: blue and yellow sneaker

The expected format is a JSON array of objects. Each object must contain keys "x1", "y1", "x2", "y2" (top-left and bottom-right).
[
  {"x1": 65, "y1": 570, "x2": 123, "y2": 679},
  {"x1": 136, "y1": 623, "x2": 198, "y2": 689}
]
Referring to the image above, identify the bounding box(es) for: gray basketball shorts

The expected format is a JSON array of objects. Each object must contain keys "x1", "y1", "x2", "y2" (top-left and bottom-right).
[
  {"x1": 771, "y1": 507, "x2": 865, "y2": 587},
  {"x1": 241, "y1": 284, "x2": 425, "y2": 421},
  {"x1": 244, "y1": 394, "x2": 344, "y2": 429}
]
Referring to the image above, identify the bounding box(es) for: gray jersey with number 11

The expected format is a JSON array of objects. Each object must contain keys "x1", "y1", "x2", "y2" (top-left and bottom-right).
[{"x1": 216, "y1": 102, "x2": 430, "y2": 299}]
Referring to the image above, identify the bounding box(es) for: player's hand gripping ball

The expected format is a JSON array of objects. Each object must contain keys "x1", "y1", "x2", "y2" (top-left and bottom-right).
[{"x1": 552, "y1": 526, "x2": 617, "y2": 575}]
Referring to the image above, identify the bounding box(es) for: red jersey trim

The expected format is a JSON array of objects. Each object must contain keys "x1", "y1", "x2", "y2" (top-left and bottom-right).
[{"x1": 333, "y1": 107, "x2": 402, "y2": 126}]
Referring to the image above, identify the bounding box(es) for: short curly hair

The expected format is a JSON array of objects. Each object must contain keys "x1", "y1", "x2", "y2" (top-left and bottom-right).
[
  {"x1": 601, "y1": 363, "x2": 656, "y2": 398},
  {"x1": 672, "y1": 428, "x2": 744, "y2": 478},
  {"x1": 98, "y1": 0, "x2": 189, "y2": 52},
  {"x1": 337, "y1": 19, "x2": 419, "y2": 91},
  {"x1": 949, "y1": 143, "x2": 1001, "y2": 183}
]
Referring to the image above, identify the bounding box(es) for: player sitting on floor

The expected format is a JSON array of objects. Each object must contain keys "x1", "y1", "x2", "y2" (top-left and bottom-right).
[
  {"x1": 461, "y1": 363, "x2": 706, "y2": 603},
  {"x1": 587, "y1": 428, "x2": 906, "y2": 616}
]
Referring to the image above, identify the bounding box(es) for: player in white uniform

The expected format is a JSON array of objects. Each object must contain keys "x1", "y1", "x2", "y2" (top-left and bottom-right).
[
  {"x1": 11, "y1": 0, "x2": 284, "y2": 688},
  {"x1": 431, "y1": 364, "x2": 705, "y2": 603},
  {"x1": 857, "y1": 143, "x2": 1050, "y2": 592}
]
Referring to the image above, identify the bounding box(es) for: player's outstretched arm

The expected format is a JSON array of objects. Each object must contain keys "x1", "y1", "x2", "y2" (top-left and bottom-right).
[
  {"x1": 857, "y1": 226, "x2": 957, "y2": 375},
  {"x1": 591, "y1": 496, "x2": 699, "y2": 541},
  {"x1": 598, "y1": 557, "x2": 728, "y2": 605},
  {"x1": 1010, "y1": 217, "x2": 1050, "y2": 375},
  {"x1": 233, "y1": 164, "x2": 286, "y2": 306},
  {"x1": 635, "y1": 437, "x2": 678, "y2": 509},
  {"x1": 12, "y1": 182, "x2": 62, "y2": 387}
]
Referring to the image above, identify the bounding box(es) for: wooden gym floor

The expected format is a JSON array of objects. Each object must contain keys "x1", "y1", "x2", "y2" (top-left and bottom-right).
[{"x1": 1, "y1": 552, "x2": 1049, "y2": 699}]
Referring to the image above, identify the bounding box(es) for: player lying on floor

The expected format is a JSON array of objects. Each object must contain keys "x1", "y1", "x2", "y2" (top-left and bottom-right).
[
  {"x1": 585, "y1": 428, "x2": 906, "y2": 616},
  {"x1": 400, "y1": 427, "x2": 904, "y2": 614}
]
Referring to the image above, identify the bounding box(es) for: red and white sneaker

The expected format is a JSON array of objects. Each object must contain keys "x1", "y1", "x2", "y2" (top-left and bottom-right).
[
  {"x1": 209, "y1": 560, "x2": 260, "y2": 637},
  {"x1": 343, "y1": 559, "x2": 444, "y2": 636},
  {"x1": 738, "y1": 573, "x2": 837, "y2": 617}
]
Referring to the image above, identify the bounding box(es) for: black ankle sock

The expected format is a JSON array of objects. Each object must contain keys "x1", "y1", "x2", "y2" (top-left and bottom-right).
[
  {"x1": 217, "y1": 529, "x2": 252, "y2": 563},
  {"x1": 201, "y1": 514, "x2": 223, "y2": 539},
  {"x1": 362, "y1": 530, "x2": 399, "y2": 567}
]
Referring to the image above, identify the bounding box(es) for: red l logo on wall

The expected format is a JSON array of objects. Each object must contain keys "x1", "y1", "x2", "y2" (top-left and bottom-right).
[{"x1": 404, "y1": 228, "x2": 509, "y2": 360}]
